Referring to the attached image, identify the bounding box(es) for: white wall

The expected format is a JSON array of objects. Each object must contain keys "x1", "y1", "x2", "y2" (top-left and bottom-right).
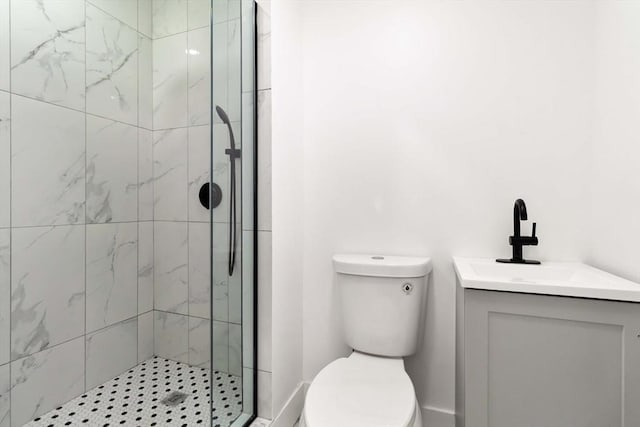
[
  {"x1": 589, "y1": 2, "x2": 640, "y2": 284},
  {"x1": 270, "y1": 0, "x2": 305, "y2": 419},
  {"x1": 271, "y1": 0, "x2": 597, "y2": 419}
]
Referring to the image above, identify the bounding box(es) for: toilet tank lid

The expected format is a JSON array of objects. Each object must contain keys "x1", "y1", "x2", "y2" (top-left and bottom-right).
[{"x1": 333, "y1": 254, "x2": 432, "y2": 278}]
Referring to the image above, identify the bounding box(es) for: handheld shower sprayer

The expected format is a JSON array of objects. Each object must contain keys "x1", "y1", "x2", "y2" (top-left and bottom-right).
[{"x1": 216, "y1": 105, "x2": 240, "y2": 276}]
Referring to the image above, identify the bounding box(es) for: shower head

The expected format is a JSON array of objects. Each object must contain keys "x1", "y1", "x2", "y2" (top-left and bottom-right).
[{"x1": 215, "y1": 105, "x2": 230, "y2": 125}]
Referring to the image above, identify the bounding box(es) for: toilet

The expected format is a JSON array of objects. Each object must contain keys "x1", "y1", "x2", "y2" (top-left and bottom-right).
[{"x1": 300, "y1": 254, "x2": 432, "y2": 427}]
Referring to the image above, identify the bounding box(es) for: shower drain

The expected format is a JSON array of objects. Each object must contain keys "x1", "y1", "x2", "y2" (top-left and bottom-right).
[{"x1": 160, "y1": 391, "x2": 189, "y2": 407}]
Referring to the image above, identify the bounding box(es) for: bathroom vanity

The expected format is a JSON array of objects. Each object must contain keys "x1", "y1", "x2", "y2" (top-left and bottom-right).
[{"x1": 454, "y1": 258, "x2": 640, "y2": 427}]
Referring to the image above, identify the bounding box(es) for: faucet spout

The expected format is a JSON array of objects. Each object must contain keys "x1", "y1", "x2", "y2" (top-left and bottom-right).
[{"x1": 513, "y1": 198, "x2": 527, "y2": 237}]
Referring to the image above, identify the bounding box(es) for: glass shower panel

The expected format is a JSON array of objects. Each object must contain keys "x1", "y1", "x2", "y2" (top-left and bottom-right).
[{"x1": 211, "y1": 0, "x2": 256, "y2": 426}]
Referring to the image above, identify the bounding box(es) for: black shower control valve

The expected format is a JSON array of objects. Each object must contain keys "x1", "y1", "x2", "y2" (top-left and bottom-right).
[{"x1": 199, "y1": 182, "x2": 223, "y2": 210}]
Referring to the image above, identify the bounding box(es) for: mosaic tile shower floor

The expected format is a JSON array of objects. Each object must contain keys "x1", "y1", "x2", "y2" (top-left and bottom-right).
[{"x1": 24, "y1": 357, "x2": 242, "y2": 427}]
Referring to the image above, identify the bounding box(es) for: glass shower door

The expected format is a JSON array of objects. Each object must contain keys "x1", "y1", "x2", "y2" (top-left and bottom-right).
[{"x1": 210, "y1": 0, "x2": 256, "y2": 426}]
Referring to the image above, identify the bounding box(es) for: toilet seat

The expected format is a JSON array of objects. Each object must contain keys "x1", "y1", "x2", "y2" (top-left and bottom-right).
[{"x1": 303, "y1": 352, "x2": 417, "y2": 427}]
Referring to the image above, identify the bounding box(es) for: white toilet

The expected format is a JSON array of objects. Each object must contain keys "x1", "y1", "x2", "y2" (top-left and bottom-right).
[{"x1": 300, "y1": 254, "x2": 432, "y2": 427}]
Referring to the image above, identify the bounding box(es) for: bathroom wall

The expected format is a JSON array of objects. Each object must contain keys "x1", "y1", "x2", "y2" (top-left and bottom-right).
[
  {"x1": 271, "y1": 1, "x2": 595, "y2": 425},
  {"x1": 249, "y1": 1, "x2": 306, "y2": 422},
  {"x1": 589, "y1": 2, "x2": 640, "y2": 284},
  {"x1": 0, "y1": 1, "x2": 155, "y2": 425},
  {"x1": 269, "y1": 1, "x2": 306, "y2": 423}
]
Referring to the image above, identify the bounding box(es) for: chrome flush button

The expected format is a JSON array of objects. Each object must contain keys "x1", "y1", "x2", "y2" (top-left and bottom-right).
[{"x1": 402, "y1": 283, "x2": 413, "y2": 294}]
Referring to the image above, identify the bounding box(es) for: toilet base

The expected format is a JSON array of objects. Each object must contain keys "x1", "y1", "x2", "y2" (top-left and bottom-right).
[{"x1": 299, "y1": 397, "x2": 422, "y2": 427}]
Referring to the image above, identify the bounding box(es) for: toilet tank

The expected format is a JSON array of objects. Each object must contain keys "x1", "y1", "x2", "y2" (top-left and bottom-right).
[{"x1": 333, "y1": 254, "x2": 432, "y2": 357}]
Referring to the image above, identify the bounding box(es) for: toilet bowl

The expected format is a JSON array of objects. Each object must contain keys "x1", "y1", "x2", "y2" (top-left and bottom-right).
[
  {"x1": 300, "y1": 352, "x2": 422, "y2": 427},
  {"x1": 300, "y1": 254, "x2": 432, "y2": 427}
]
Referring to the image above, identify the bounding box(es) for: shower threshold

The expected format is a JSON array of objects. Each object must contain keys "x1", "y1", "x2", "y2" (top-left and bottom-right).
[{"x1": 24, "y1": 357, "x2": 242, "y2": 427}]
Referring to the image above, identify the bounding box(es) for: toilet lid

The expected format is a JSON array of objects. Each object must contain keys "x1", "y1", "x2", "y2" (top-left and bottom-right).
[{"x1": 304, "y1": 352, "x2": 416, "y2": 427}]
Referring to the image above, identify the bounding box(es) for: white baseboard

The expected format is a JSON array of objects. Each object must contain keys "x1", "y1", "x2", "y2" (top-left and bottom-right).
[
  {"x1": 269, "y1": 383, "x2": 306, "y2": 427},
  {"x1": 265, "y1": 384, "x2": 455, "y2": 427},
  {"x1": 421, "y1": 406, "x2": 455, "y2": 427}
]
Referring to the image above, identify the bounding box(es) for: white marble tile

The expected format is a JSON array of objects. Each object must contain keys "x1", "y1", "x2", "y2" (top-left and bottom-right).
[
  {"x1": 86, "y1": 115, "x2": 138, "y2": 223},
  {"x1": 86, "y1": 223, "x2": 138, "y2": 332},
  {"x1": 250, "y1": 417, "x2": 271, "y2": 427},
  {"x1": 228, "y1": 0, "x2": 242, "y2": 21},
  {"x1": 10, "y1": 0, "x2": 85, "y2": 110},
  {"x1": 228, "y1": 215, "x2": 242, "y2": 324},
  {"x1": 10, "y1": 337, "x2": 85, "y2": 427},
  {"x1": 188, "y1": 125, "x2": 211, "y2": 222},
  {"x1": 138, "y1": 128, "x2": 154, "y2": 221},
  {"x1": 229, "y1": 323, "x2": 242, "y2": 376},
  {"x1": 241, "y1": 92, "x2": 255, "y2": 231},
  {"x1": 0, "y1": 363, "x2": 8, "y2": 427},
  {"x1": 241, "y1": 0, "x2": 255, "y2": 92},
  {"x1": 153, "y1": 128, "x2": 188, "y2": 221},
  {"x1": 257, "y1": 231, "x2": 272, "y2": 372},
  {"x1": 189, "y1": 223, "x2": 211, "y2": 319},
  {"x1": 227, "y1": 19, "x2": 242, "y2": 123},
  {"x1": 137, "y1": 311, "x2": 154, "y2": 363},
  {"x1": 138, "y1": 0, "x2": 152, "y2": 38},
  {"x1": 188, "y1": 27, "x2": 211, "y2": 126},
  {"x1": 138, "y1": 34, "x2": 153, "y2": 130},
  {"x1": 257, "y1": 3, "x2": 271, "y2": 91},
  {"x1": 138, "y1": 222, "x2": 154, "y2": 314},
  {"x1": 257, "y1": 369, "x2": 272, "y2": 419},
  {"x1": 211, "y1": 222, "x2": 229, "y2": 322},
  {"x1": 211, "y1": 320, "x2": 229, "y2": 373},
  {"x1": 241, "y1": 230, "x2": 254, "y2": 370},
  {"x1": 0, "y1": 0, "x2": 8, "y2": 92},
  {"x1": 85, "y1": 317, "x2": 137, "y2": 389},
  {"x1": 188, "y1": 316, "x2": 210, "y2": 368},
  {"x1": 11, "y1": 95, "x2": 85, "y2": 227},
  {"x1": 154, "y1": 222, "x2": 188, "y2": 314},
  {"x1": 212, "y1": 0, "x2": 228, "y2": 24},
  {"x1": 212, "y1": 22, "x2": 228, "y2": 125},
  {"x1": 255, "y1": 0, "x2": 270, "y2": 14},
  {"x1": 0, "y1": 230, "x2": 9, "y2": 366},
  {"x1": 189, "y1": 0, "x2": 211, "y2": 30},
  {"x1": 11, "y1": 226, "x2": 85, "y2": 359},
  {"x1": 153, "y1": 0, "x2": 188, "y2": 39},
  {"x1": 0, "y1": 92, "x2": 9, "y2": 228},
  {"x1": 257, "y1": 90, "x2": 272, "y2": 231},
  {"x1": 88, "y1": 0, "x2": 138, "y2": 30},
  {"x1": 153, "y1": 33, "x2": 188, "y2": 129},
  {"x1": 154, "y1": 311, "x2": 188, "y2": 364},
  {"x1": 211, "y1": 124, "x2": 230, "y2": 224},
  {"x1": 243, "y1": 367, "x2": 256, "y2": 421},
  {"x1": 86, "y1": 4, "x2": 138, "y2": 125}
]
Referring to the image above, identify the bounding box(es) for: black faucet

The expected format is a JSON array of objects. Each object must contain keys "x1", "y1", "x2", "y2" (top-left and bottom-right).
[{"x1": 496, "y1": 199, "x2": 540, "y2": 264}]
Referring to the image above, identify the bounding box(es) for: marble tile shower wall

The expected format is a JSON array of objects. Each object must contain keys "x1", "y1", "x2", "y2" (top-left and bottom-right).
[
  {"x1": 0, "y1": 1, "x2": 155, "y2": 426},
  {"x1": 150, "y1": 0, "x2": 243, "y2": 378},
  {"x1": 254, "y1": 1, "x2": 272, "y2": 420}
]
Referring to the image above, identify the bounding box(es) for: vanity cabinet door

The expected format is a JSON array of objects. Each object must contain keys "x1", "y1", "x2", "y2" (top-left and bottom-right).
[{"x1": 464, "y1": 289, "x2": 640, "y2": 427}]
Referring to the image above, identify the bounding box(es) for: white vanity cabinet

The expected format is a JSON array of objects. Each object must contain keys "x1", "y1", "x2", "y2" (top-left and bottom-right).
[{"x1": 454, "y1": 258, "x2": 640, "y2": 427}]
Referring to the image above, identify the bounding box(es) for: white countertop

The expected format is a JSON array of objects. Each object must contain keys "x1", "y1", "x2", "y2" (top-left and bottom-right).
[{"x1": 453, "y1": 257, "x2": 640, "y2": 302}]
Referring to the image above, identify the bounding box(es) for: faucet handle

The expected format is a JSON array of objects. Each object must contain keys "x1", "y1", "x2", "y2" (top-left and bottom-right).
[{"x1": 532, "y1": 222, "x2": 537, "y2": 238}]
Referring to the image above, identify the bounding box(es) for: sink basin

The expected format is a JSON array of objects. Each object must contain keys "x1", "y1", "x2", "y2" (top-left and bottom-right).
[{"x1": 453, "y1": 257, "x2": 640, "y2": 302}]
